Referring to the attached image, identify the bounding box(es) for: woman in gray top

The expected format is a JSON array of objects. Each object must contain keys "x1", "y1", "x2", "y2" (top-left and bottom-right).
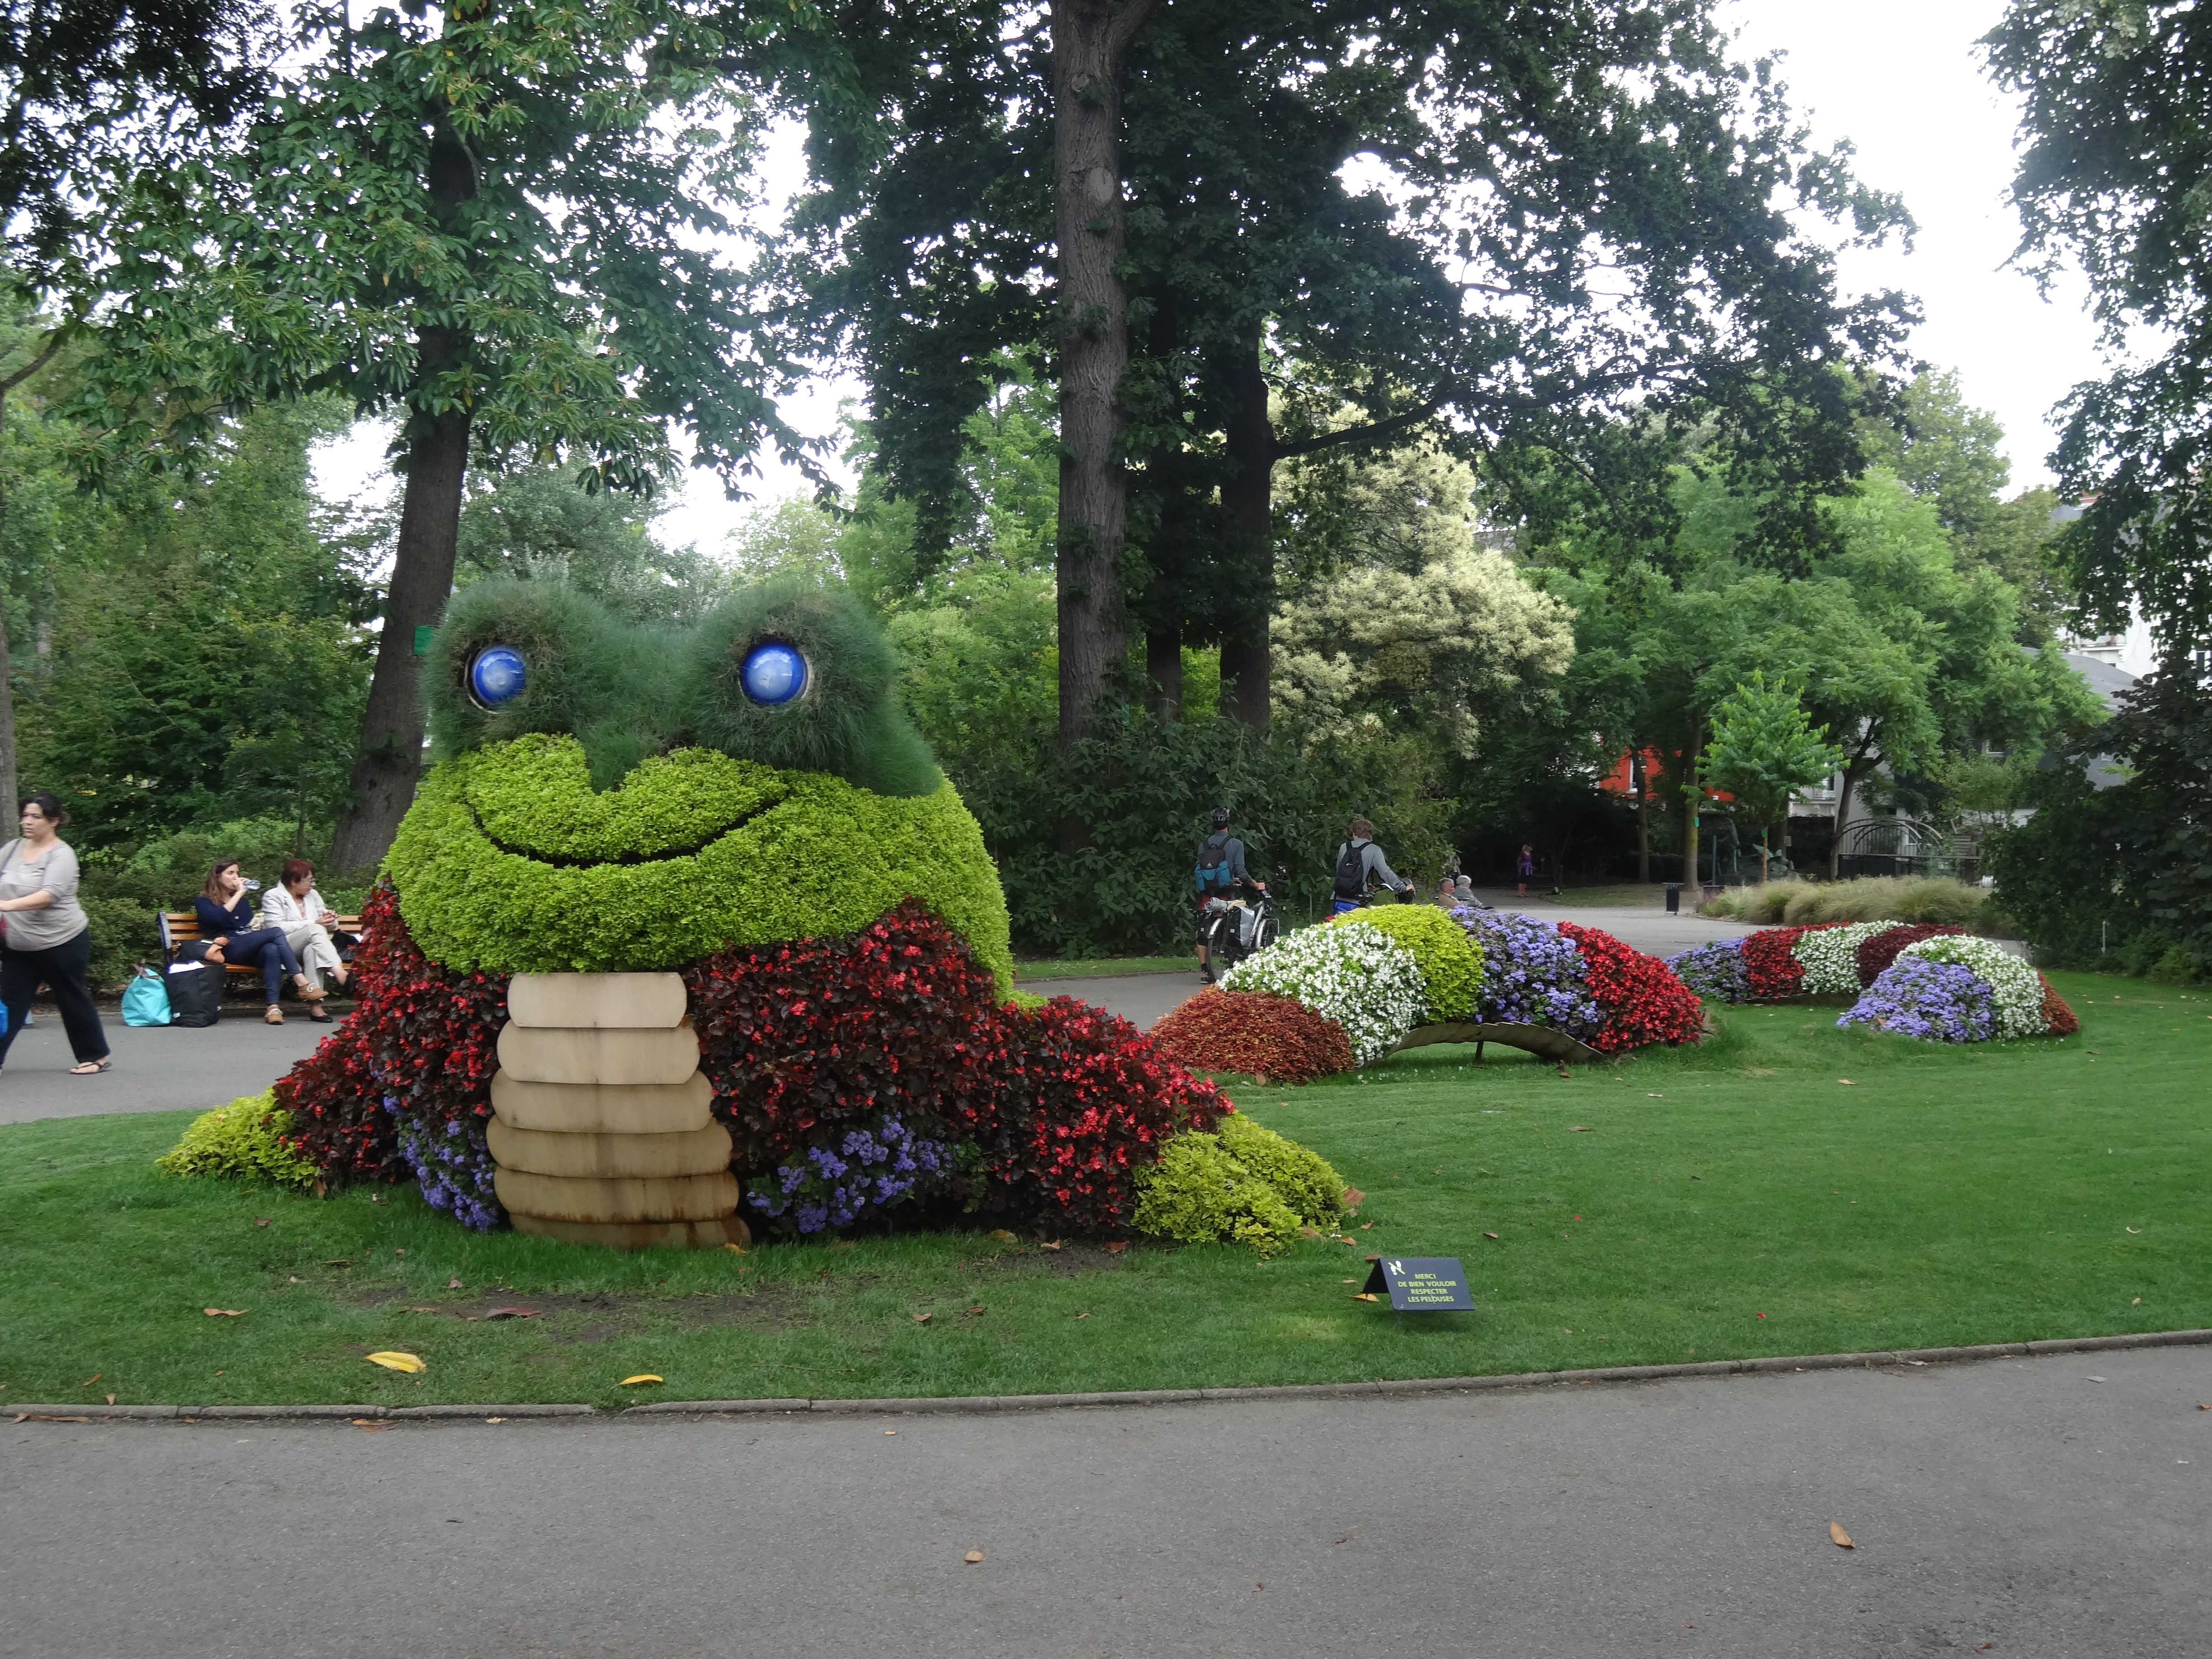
[{"x1": 0, "y1": 792, "x2": 110, "y2": 1076}]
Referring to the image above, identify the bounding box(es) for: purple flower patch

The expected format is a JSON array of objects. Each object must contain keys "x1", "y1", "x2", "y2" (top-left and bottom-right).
[
  {"x1": 1665, "y1": 938, "x2": 1750, "y2": 1003},
  {"x1": 1452, "y1": 908, "x2": 1603, "y2": 1036},
  {"x1": 387, "y1": 1099, "x2": 503, "y2": 1230},
  {"x1": 745, "y1": 1111, "x2": 958, "y2": 1237},
  {"x1": 1837, "y1": 958, "x2": 1997, "y2": 1044}
]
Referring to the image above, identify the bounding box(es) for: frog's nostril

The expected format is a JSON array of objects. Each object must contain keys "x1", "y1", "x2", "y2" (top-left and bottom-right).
[{"x1": 740, "y1": 641, "x2": 808, "y2": 705}]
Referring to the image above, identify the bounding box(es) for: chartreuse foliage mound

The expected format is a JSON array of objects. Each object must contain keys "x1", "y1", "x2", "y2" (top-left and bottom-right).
[
  {"x1": 386, "y1": 733, "x2": 1013, "y2": 990},
  {"x1": 157, "y1": 1092, "x2": 319, "y2": 1188},
  {"x1": 1134, "y1": 1114, "x2": 1345, "y2": 1256},
  {"x1": 1331, "y1": 904, "x2": 1483, "y2": 1022}
]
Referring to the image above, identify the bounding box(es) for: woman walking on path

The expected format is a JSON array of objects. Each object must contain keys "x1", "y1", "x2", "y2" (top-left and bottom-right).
[
  {"x1": 196, "y1": 859, "x2": 331, "y2": 1025},
  {"x1": 0, "y1": 793, "x2": 112, "y2": 1076}
]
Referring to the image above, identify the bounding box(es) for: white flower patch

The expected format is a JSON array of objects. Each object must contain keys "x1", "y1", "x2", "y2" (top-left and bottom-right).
[
  {"x1": 1898, "y1": 935, "x2": 2048, "y2": 1039},
  {"x1": 1791, "y1": 921, "x2": 1903, "y2": 995},
  {"x1": 1220, "y1": 921, "x2": 1426, "y2": 1066}
]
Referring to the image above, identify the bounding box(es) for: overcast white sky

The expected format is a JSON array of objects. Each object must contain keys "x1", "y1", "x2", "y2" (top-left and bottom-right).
[{"x1": 315, "y1": 0, "x2": 2131, "y2": 641}]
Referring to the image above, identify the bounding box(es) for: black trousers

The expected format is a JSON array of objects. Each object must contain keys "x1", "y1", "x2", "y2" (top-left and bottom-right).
[{"x1": 0, "y1": 927, "x2": 110, "y2": 1066}]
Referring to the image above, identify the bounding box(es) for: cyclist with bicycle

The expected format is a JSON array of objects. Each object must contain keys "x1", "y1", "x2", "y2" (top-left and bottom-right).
[
  {"x1": 1331, "y1": 817, "x2": 1415, "y2": 914},
  {"x1": 1195, "y1": 808, "x2": 1268, "y2": 980}
]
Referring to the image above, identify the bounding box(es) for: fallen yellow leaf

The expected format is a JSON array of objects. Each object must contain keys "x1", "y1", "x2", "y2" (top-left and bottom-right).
[
  {"x1": 203, "y1": 1308, "x2": 246, "y2": 1317},
  {"x1": 963, "y1": 1550, "x2": 984, "y2": 1564},
  {"x1": 723, "y1": 1242, "x2": 745, "y2": 1254},
  {"x1": 1837, "y1": 1079, "x2": 1856, "y2": 1086},
  {"x1": 1828, "y1": 1522, "x2": 1855, "y2": 1549},
  {"x1": 366, "y1": 1350, "x2": 426, "y2": 1374},
  {"x1": 620, "y1": 1373, "x2": 663, "y2": 1386}
]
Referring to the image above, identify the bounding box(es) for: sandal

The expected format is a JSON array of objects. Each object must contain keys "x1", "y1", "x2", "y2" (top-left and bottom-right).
[
  {"x1": 264, "y1": 1005, "x2": 284, "y2": 1026},
  {"x1": 69, "y1": 1057, "x2": 112, "y2": 1076}
]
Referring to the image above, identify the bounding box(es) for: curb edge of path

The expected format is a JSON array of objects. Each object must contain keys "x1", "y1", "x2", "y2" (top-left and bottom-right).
[{"x1": 14, "y1": 1326, "x2": 2211, "y2": 1424}]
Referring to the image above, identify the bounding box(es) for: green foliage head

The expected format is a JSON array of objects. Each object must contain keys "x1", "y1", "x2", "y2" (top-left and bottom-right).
[
  {"x1": 1329, "y1": 904, "x2": 1483, "y2": 1023},
  {"x1": 426, "y1": 576, "x2": 941, "y2": 797}
]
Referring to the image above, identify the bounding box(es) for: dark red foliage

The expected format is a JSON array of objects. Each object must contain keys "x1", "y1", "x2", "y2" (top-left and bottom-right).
[
  {"x1": 1150, "y1": 987, "x2": 1355, "y2": 1083},
  {"x1": 1855, "y1": 923, "x2": 1967, "y2": 987},
  {"x1": 2039, "y1": 973, "x2": 2080, "y2": 1036},
  {"x1": 1739, "y1": 924, "x2": 1825, "y2": 1000},
  {"x1": 1556, "y1": 921, "x2": 1705, "y2": 1052},
  {"x1": 274, "y1": 882, "x2": 507, "y2": 1186},
  {"x1": 684, "y1": 900, "x2": 1007, "y2": 1171},
  {"x1": 969, "y1": 997, "x2": 1230, "y2": 1237}
]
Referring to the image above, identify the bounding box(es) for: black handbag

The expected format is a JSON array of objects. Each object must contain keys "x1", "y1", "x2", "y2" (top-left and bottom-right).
[{"x1": 164, "y1": 944, "x2": 225, "y2": 1027}]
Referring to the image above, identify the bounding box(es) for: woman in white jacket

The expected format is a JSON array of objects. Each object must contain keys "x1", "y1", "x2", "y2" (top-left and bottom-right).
[{"x1": 258, "y1": 858, "x2": 350, "y2": 999}]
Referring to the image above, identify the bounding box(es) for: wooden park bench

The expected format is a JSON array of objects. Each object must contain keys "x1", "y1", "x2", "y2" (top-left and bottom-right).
[{"x1": 160, "y1": 910, "x2": 364, "y2": 987}]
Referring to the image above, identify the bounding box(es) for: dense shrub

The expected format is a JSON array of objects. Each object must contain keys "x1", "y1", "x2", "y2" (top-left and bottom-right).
[
  {"x1": 1215, "y1": 1112, "x2": 1345, "y2": 1226},
  {"x1": 743, "y1": 1111, "x2": 961, "y2": 1238},
  {"x1": 2039, "y1": 974, "x2": 2080, "y2": 1036},
  {"x1": 1792, "y1": 921, "x2": 1901, "y2": 994},
  {"x1": 387, "y1": 734, "x2": 1014, "y2": 989},
  {"x1": 971, "y1": 997, "x2": 1229, "y2": 1237},
  {"x1": 1555, "y1": 922, "x2": 1705, "y2": 1052},
  {"x1": 1665, "y1": 937, "x2": 1750, "y2": 1003},
  {"x1": 1898, "y1": 935, "x2": 2048, "y2": 1040},
  {"x1": 1856, "y1": 923, "x2": 1966, "y2": 987},
  {"x1": 157, "y1": 1090, "x2": 320, "y2": 1186},
  {"x1": 1331, "y1": 904, "x2": 1482, "y2": 1022},
  {"x1": 1458, "y1": 909, "x2": 1604, "y2": 1031},
  {"x1": 274, "y1": 881, "x2": 506, "y2": 1211},
  {"x1": 1704, "y1": 876, "x2": 1994, "y2": 928},
  {"x1": 685, "y1": 900, "x2": 1006, "y2": 1172},
  {"x1": 1148, "y1": 986, "x2": 1357, "y2": 1083},
  {"x1": 1837, "y1": 957, "x2": 1996, "y2": 1042},
  {"x1": 1132, "y1": 1114, "x2": 1345, "y2": 1257},
  {"x1": 1219, "y1": 922, "x2": 1426, "y2": 1064}
]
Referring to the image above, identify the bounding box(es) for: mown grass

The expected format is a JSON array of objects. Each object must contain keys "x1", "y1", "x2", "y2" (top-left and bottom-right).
[
  {"x1": 1, "y1": 970, "x2": 2203, "y2": 1409},
  {"x1": 1014, "y1": 955, "x2": 1194, "y2": 981}
]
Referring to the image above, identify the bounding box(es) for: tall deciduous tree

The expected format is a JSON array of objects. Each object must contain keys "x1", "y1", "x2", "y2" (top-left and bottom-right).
[
  {"x1": 1698, "y1": 672, "x2": 1843, "y2": 881},
  {"x1": 62, "y1": 0, "x2": 810, "y2": 866}
]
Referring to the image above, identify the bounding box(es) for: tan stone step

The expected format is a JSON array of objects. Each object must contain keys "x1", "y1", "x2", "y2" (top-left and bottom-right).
[
  {"x1": 511, "y1": 1213, "x2": 753, "y2": 1251},
  {"x1": 494, "y1": 1167, "x2": 740, "y2": 1225},
  {"x1": 507, "y1": 972, "x2": 687, "y2": 1030},
  {"x1": 495, "y1": 1021, "x2": 700, "y2": 1086},
  {"x1": 486, "y1": 1119, "x2": 732, "y2": 1180},
  {"x1": 490, "y1": 1072, "x2": 715, "y2": 1135}
]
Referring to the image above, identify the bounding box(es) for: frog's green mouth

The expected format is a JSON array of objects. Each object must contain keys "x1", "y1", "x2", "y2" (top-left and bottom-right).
[{"x1": 463, "y1": 800, "x2": 774, "y2": 868}]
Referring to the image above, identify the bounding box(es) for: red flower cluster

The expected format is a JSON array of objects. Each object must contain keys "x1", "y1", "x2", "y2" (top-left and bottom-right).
[
  {"x1": 684, "y1": 900, "x2": 1005, "y2": 1171},
  {"x1": 2038, "y1": 973, "x2": 2080, "y2": 1036},
  {"x1": 1738, "y1": 924, "x2": 1829, "y2": 1000},
  {"x1": 1149, "y1": 987, "x2": 1356, "y2": 1083},
  {"x1": 1855, "y1": 923, "x2": 1967, "y2": 988},
  {"x1": 1556, "y1": 921, "x2": 1705, "y2": 1053},
  {"x1": 973, "y1": 998, "x2": 1230, "y2": 1236},
  {"x1": 273, "y1": 882, "x2": 508, "y2": 1186}
]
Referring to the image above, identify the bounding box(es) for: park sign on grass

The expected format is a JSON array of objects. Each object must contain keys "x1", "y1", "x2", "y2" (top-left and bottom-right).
[{"x1": 1362, "y1": 1256, "x2": 1474, "y2": 1312}]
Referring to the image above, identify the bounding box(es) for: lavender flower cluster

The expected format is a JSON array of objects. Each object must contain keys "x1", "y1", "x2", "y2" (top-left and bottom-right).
[
  {"x1": 1452, "y1": 908, "x2": 1603, "y2": 1035},
  {"x1": 1836, "y1": 958, "x2": 1995, "y2": 1044},
  {"x1": 1665, "y1": 938, "x2": 1749, "y2": 1003},
  {"x1": 388, "y1": 1098, "x2": 504, "y2": 1231},
  {"x1": 745, "y1": 1112, "x2": 956, "y2": 1237}
]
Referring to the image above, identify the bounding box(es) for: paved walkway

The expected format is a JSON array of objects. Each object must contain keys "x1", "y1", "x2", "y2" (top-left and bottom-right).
[
  {"x1": 0, "y1": 1010, "x2": 332, "y2": 1126},
  {"x1": 5, "y1": 1345, "x2": 2204, "y2": 1656}
]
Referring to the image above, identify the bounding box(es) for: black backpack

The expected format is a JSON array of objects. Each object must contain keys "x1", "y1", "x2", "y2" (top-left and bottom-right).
[
  {"x1": 164, "y1": 947, "x2": 225, "y2": 1028},
  {"x1": 1333, "y1": 841, "x2": 1368, "y2": 901},
  {"x1": 1195, "y1": 831, "x2": 1235, "y2": 895}
]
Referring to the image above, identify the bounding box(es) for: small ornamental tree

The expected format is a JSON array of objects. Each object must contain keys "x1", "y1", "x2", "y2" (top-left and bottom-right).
[
  {"x1": 1698, "y1": 672, "x2": 1845, "y2": 882},
  {"x1": 65, "y1": 0, "x2": 813, "y2": 866}
]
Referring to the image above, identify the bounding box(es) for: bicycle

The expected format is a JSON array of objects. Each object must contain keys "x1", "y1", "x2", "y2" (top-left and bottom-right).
[{"x1": 1198, "y1": 881, "x2": 1282, "y2": 981}]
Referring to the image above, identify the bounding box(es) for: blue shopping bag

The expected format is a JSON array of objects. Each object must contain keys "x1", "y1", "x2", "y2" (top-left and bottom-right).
[{"x1": 121, "y1": 964, "x2": 173, "y2": 1027}]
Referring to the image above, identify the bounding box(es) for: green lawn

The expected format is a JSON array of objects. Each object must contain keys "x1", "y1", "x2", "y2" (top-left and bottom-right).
[
  {"x1": 2, "y1": 970, "x2": 2203, "y2": 1411},
  {"x1": 1015, "y1": 954, "x2": 1194, "y2": 981}
]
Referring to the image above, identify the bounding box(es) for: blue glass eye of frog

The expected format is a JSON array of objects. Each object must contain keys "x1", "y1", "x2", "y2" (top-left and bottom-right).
[
  {"x1": 740, "y1": 640, "x2": 808, "y2": 705},
  {"x1": 466, "y1": 644, "x2": 528, "y2": 709}
]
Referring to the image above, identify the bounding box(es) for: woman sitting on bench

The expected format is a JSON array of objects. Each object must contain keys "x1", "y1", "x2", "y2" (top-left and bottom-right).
[
  {"x1": 257, "y1": 858, "x2": 349, "y2": 997},
  {"x1": 194, "y1": 860, "x2": 332, "y2": 1025}
]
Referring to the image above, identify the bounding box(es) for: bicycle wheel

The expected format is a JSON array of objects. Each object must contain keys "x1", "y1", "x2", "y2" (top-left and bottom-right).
[{"x1": 1251, "y1": 911, "x2": 1280, "y2": 955}]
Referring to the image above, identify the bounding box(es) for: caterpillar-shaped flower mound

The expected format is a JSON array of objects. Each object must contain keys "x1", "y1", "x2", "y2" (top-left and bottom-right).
[
  {"x1": 1838, "y1": 934, "x2": 2076, "y2": 1042},
  {"x1": 1161, "y1": 909, "x2": 1699, "y2": 1079},
  {"x1": 1667, "y1": 920, "x2": 1971, "y2": 1003}
]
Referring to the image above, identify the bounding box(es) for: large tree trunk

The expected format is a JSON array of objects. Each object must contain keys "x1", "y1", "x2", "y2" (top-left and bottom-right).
[
  {"x1": 1050, "y1": 0, "x2": 1154, "y2": 757},
  {"x1": 329, "y1": 368, "x2": 471, "y2": 871},
  {"x1": 1219, "y1": 331, "x2": 1274, "y2": 734}
]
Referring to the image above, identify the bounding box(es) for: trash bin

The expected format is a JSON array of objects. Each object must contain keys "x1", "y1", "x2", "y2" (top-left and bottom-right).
[{"x1": 1664, "y1": 882, "x2": 1681, "y2": 915}]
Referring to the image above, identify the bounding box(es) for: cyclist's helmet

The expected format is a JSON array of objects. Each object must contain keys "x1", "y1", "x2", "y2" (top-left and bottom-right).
[{"x1": 1209, "y1": 807, "x2": 1233, "y2": 829}]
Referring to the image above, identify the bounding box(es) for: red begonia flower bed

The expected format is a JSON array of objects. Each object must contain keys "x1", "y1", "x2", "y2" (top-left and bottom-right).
[{"x1": 1556, "y1": 920, "x2": 1706, "y2": 1052}]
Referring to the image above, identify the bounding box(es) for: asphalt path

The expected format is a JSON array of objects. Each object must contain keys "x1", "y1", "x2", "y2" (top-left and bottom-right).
[{"x1": 5, "y1": 1345, "x2": 2207, "y2": 1657}]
